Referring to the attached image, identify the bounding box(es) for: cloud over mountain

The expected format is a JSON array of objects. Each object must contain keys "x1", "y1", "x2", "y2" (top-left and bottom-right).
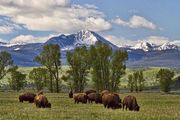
[
  {"x1": 112, "y1": 15, "x2": 156, "y2": 30},
  {"x1": 0, "y1": 0, "x2": 111, "y2": 33}
]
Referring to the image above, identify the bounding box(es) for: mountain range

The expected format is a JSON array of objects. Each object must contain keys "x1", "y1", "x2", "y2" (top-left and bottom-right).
[{"x1": 0, "y1": 30, "x2": 179, "y2": 68}]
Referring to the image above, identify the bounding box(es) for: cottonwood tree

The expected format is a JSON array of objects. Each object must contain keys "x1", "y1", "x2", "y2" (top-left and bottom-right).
[
  {"x1": 29, "y1": 67, "x2": 49, "y2": 91},
  {"x1": 0, "y1": 51, "x2": 13, "y2": 80},
  {"x1": 66, "y1": 46, "x2": 90, "y2": 92},
  {"x1": 110, "y1": 50, "x2": 128, "y2": 92},
  {"x1": 8, "y1": 66, "x2": 26, "y2": 91},
  {"x1": 138, "y1": 70, "x2": 145, "y2": 91},
  {"x1": 156, "y1": 69, "x2": 174, "y2": 93},
  {"x1": 128, "y1": 70, "x2": 145, "y2": 92},
  {"x1": 89, "y1": 43, "x2": 128, "y2": 92},
  {"x1": 89, "y1": 43, "x2": 112, "y2": 91},
  {"x1": 35, "y1": 44, "x2": 61, "y2": 93},
  {"x1": 128, "y1": 74, "x2": 134, "y2": 92},
  {"x1": 133, "y1": 71, "x2": 139, "y2": 92}
]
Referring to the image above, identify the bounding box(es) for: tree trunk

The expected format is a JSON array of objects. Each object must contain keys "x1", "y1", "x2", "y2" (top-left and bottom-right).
[{"x1": 49, "y1": 72, "x2": 53, "y2": 93}]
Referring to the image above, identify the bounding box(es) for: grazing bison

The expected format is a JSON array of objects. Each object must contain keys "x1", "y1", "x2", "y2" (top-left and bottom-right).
[
  {"x1": 95, "y1": 93, "x2": 102, "y2": 104},
  {"x1": 114, "y1": 93, "x2": 122, "y2": 104},
  {"x1": 69, "y1": 90, "x2": 73, "y2": 98},
  {"x1": 85, "y1": 89, "x2": 96, "y2": 95},
  {"x1": 122, "y1": 95, "x2": 140, "y2": 111},
  {"x1": 87, "y1": 93, "x2": 102, "y2": 104},
  {"x1": 73, "y1": 93, "x2": 87, "y2": 104},
  {"x1": 102, "y1": 93, "x2": 121, "y2": 109},
  {"x1": 101, "y1": 90, "x2": 110, "y2": 96},
  {"x1": 34, "y1": 94, "x2": 51, "y2": 108},
  {"x1": 19, "y1": 92, "x2": 36, "y2": 103}
]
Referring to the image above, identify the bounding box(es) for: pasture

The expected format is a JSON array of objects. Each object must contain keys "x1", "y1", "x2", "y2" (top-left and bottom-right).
[{"x1": 0, "y1": 92, "x2": 180, "y2": 120}]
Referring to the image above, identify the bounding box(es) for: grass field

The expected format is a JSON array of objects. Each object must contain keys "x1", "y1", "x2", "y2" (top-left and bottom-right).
[{"x1": 0, "y1": 92, "x2": 180, "y2": 120}]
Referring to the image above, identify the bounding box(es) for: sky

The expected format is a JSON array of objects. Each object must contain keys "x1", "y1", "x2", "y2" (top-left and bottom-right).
[{"x1": 0, "y1": 0, "x2": 180, "y2": 46}]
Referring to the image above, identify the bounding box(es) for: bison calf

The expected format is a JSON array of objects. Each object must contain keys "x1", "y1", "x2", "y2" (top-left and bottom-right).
[
  {"x1": 122, "y1": 95, "x2": 140, "y2": 111},
  {"x1": 19, "y1": 92, "x2": 36, "y2": 103}
]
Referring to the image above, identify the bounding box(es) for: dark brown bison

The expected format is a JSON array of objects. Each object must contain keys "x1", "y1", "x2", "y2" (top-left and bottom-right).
[
  {"x1": 122, "y1": 95, "x2": 140, "y2": 111},
  {"x1": 73, "y1": 93, "x2": 87, "y2": 104},
  {"x1": 85, "y1": 89, "x2": 96, "y2": 95},
  {"x1": 102, "y1": 93, "x2": 121, "y2": 109},
  {"x1": 69, "y1": 90, "x2": 73, "y2": 98},
  {"x1": 19, "y1": 92, "x2": 36, "y2": 103},
  {"x1": 87, "y1": 93, "x2": 101, "y2": 104},
  {"x1": 34, "y1": 94, "x2": 51, "y2": 108},
  {"x1": 101, "y1": 90, "x2": 110, "y2": 96},
  {"x1": 95, "y1": 93, "x2": 102, "y2": 104},
  {"x1": 114, "y1": 93, "x2": 122, "y2": 103}
]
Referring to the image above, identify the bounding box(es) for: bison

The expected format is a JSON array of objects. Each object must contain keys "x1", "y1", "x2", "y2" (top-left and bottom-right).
[
  {"x1": 19, "y1": 92, "x2": 36, "y2": 103},
  {"x1": 73, "y1": 93, "x2": 87, "y2": 104},
  {"x1": 95, "y1": 93, "x2": 102, "y2": 104},
  {"x1": 85, "y1": 89, "x2": 96, "y2": 95},
  {"x1": 122, "y1": 95, "x2": 140, "y2": 111},
  {"x1": 34, "y1": 94, "x2": 51, "y2": 108},
  {"x1": 87, "y1": 93, "x2": 101, "y2": 104},
  {"x1": 102, "y1": 93, "x2": 121, "y2": 109},
  {"x1": 69, "y1": 90, "x2": 73, "y2": 98},
  {"x1": 101, "y1": 90, "x2": 110, "y2": 96}
]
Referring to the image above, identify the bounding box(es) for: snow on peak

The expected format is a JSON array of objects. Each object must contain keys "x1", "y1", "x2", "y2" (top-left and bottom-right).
[
  {"x1": 157, "y1": 42, "x2": 179, "y2": 50},
  {"x1": 131, "y1": 41, "x2": 154, "y2": 51},
  {"x1": 75, "y1": 30, "x2": 98, "y2": 45},
  {"x1": 14, "y1": 48, "x2": 20, "y2": 51}
]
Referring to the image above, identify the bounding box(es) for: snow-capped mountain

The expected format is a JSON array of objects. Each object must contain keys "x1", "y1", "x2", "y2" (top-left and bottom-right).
[
  {"x1": 45, "y1": 30, "x2": 118, "y2": 51},
  {"x1": 129, "y1": 41, "x2": 179, "y2": 52},
  {"x1": 130, "y1": 42, "x2": 155, "y2": 51},
  {"x1": 157, "y1": 42, "x2": 179, "y2": 51}
]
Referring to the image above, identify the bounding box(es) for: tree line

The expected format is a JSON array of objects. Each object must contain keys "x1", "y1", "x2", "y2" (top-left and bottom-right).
[{"x1": 0, "y1": 43, "x2": 175, "y2": 93}]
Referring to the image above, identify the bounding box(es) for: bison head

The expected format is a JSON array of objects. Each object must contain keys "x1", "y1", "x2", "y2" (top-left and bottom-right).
[
  {"x1": 135, "y1": 105, "x2": 140, "y2": 111},
  {"x1": 69, "y1": 91, "x2": 73, "y2": 98},
  {"x1": 46, "y1": 102, "x2": 51, "y2": 108}
]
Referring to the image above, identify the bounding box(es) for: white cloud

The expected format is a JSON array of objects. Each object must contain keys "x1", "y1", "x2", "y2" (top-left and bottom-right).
[
  {"x1": 171, "y1": 40, "x2": 180, "y2": 46},
  {"x1": 10, "y1": 34, "x2": 59, "y2": 44},
  {"x1": 112, "y1": 15, "x2": 156, "y2": 30},
  {"x1": 84, "y1": 4, "x2": 98, "y2": 9},
  {"x1": 0, "y1": 26, "x2": 14, "y2": 34},
  {"x1": 0, "y1": 0, "x2": 111, "y2": 33},
  {"x1": 0, "y1": 17, "x2": 22, "y2": 34},
  {"x1": 105, "y1": 35, "x2": 136, "y2": 47}
]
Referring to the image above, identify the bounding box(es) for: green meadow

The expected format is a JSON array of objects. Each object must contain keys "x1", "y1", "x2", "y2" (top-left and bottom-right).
[
  {"x1": 0, "y1": 92, "x2": 180, "y2": 120},
  {"x1": 0, "y1": 67, "x2": 179, "y2": 120}
]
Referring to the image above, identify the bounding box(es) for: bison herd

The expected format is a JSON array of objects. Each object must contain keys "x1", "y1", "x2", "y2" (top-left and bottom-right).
[
  {"x1": 18, "y1": 90, "x2": 140, "y2": 111},
  {"x1": 70, "y1": 89, "x2": 140, "y2": 111}
]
